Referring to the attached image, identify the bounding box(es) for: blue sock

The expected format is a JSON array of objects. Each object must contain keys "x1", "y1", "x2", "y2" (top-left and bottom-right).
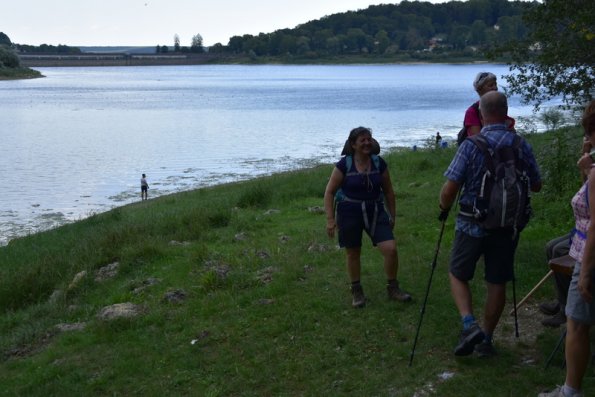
[
  {"x1": 462, "y1": 314, "x2": 476, "y2": 330},
  {"x1": 484, "y1": 333, "x2": 493, "y2": 344}
]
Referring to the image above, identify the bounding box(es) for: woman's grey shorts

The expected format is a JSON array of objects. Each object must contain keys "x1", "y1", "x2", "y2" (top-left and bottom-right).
[{"x1": 565, "y1": 260, "x2": 595, "y2": 325}]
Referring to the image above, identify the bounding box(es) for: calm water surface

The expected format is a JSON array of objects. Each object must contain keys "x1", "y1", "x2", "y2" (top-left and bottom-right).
[{"x1": 0, "y1": 64, "x2": 548, "y2": 245}]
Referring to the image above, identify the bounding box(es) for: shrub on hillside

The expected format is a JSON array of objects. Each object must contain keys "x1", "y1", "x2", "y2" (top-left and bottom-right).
[
  {"x1": 0, "y1": 32, "x2": 11, "y2": 46},
  {"x1": 0, "y1": 45, "x2": 20, "y2": 69}
]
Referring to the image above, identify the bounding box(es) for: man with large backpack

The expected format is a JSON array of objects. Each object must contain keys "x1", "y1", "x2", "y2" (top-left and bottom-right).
[{"x1": 438, "y1": 91, "x2": 542, "y2": 357}]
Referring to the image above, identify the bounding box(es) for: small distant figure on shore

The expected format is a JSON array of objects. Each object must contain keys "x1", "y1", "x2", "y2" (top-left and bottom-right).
[
  {"x1": 141, "y1": 173, "x2": 149, "y2": 200},
  {"x1": 435, "y1": 131, "x2": 442, "y2": 146}
]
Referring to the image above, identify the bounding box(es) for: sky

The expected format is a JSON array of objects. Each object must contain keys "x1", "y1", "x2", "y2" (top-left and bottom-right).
[{"x1": 2, "y1": 0, "x2": 452, "y2": 47}]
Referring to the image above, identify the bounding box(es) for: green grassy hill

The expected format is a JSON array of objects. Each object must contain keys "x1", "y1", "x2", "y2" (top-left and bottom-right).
[
  {"x1": 0, "y1": 126, "x2": 589, "y2": 396},
  {"x1": 0, "y1": 66, "x2": 42, "y2": 80}
]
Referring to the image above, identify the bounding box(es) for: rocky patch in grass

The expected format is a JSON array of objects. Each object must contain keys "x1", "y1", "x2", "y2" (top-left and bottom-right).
[
  {"x1": 55, "y1": 322, "x2": 87, "y2": 332},
  {"x1": 256, "y1": 266, "x2": 278, "y2": 283},
  {"x1": 97, "y1": 302, "x2": 144, "y2": 320},
  {"x1": 95, "y1": 261, "x2": 119, "y2": 282},
  {"x1": 203, "y1": 260, "x2": 232, "y2": 279},
  {"x1": 4, "y1": 330, "x2": 56, "y2": 360},
  {"x1": 131, "y1": 277, "x2": 161, "y2": 295},
  {"x1": 162, "y1": 289, "x2": 188, "y2": 304}
]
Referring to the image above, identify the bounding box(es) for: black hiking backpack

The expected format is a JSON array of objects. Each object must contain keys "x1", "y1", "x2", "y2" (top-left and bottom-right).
[{"x1": 465, "y1": 134, "x2": 532, "y2": 233}]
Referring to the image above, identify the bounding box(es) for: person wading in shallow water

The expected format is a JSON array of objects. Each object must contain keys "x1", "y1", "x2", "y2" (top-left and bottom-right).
[
  {"x1": 141, "y1": 173, "x2": 149, "y2": 201},
  {"x1": 324, "y1": 126, "x2": 411, "y2": 308}
]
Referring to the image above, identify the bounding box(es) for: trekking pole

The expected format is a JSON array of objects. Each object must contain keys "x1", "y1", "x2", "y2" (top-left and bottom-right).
[
  {"x1": 512, "y1": 260, "x2": 520, "y2": 338},
  {"x1": 408, "y1": 218, "x2": 447, "y2": 367}
]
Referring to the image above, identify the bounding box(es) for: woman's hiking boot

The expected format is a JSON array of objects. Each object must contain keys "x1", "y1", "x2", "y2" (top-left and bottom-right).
[
  {"x1": 541, "y1": 311, "x2": 567, "y2": 327},
  {"x1": 539, "y1": 300, "x2": 560, "y2": 316},
  {"x1": 351, "y1": 284, "x2": 366, "y2": 308},
  {"x1": 387, "y1": 281, "x2": 412, "y2": 302}
]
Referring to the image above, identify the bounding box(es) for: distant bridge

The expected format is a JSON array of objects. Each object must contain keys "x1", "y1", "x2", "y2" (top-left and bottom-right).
[{"x1": 18, "y1": 53, "x2": 229, "y2": 67}]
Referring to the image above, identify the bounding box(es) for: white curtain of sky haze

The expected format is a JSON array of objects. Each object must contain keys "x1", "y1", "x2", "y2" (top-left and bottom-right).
[{"x1": 3, "y1": 0, "x2": 455, "y2": 47}]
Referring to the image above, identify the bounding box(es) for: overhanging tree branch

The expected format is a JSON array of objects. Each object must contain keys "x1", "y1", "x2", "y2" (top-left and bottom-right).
[{"x1": 493, "y1": 0, "x2": 594, "y2": 110}]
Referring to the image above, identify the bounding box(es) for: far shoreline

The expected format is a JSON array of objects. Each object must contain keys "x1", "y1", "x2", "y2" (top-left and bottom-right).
[
  {"x1": 17, "y1": 51, "x2": 505, "y2": 69},
  {"x1": 3, "y1": 57, "x2": 501, "y2": 81}
]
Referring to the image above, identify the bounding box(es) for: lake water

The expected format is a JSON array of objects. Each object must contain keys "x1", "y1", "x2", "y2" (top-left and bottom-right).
[{"x1": 0, "y1": 64, "x2": 551, "y2": 245}]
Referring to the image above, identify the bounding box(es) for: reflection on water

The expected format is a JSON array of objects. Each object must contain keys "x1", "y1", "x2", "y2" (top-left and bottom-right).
[{"x1": 0, "y1": 64, "x2": 555, "y2": 245}]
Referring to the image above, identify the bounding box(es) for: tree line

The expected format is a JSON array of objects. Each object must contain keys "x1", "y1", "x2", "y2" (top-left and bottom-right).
[
  {"x1": 0, "y1": 32, "x2": 42, "y2": 78},
  {"x1": 157, "y1": 33, "x2": 204, "y2": 54},
  {"x1": 210, "y1": 0, "x2": 534, "y2": 57},
  {"x1": 0, "y1": 33, "x2": 19, "y2": 69},
  {"x1": 1, "y1": 33, "x2": 80, "y2": 70}
]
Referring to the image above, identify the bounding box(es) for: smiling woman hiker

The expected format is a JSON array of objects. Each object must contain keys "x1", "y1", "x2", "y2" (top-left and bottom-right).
[{"x1": 324, "y1": 126, "x2": 412, "y2": 308}]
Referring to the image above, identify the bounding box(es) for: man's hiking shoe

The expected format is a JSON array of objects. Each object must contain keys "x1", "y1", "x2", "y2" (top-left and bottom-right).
[
  {"x1": 454, "y1": 324, "x2": 484, "y2": 356},
  {"x1": 539, "y1": 301, "x2": 560, "y2": 316},
  {"x1": 538, "y1": 385, "x2": 583, "y2": 397},
  {"x1": 387, "y1": 283, "x2": 412, "y2": 302},
  {"x1": 475, "y1": 340, "x2": 497, "y2": 358},
  {"x1": 541, "y1": 311, "x2": 567, "y2": 328},
  {"x1": 351, "y1": 284, "x2": 366, "y2": 308}
]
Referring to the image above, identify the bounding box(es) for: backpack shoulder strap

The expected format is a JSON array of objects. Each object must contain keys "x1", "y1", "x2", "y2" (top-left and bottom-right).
[
  {"x1": 509, "y1": 134, "x2": 527, "y2": 172},
  {"x1": 469, "y1": 134, "x2": 495, "y2": 174},
  {"x1": 472, "y1": 101, "x2": 480, "y2": 112},
  {"x1": 512, "y1": 134, "x2": 523, "y2": 156},
  {"x1": 472, "y1": 101, "x2": 481, "y2": 127},
  {"x1": 346, "y1": 155, "x2": 380, "y2": 172},
  {"x1": 371, "y1": 154, "x2": 380, "y2": 170}
]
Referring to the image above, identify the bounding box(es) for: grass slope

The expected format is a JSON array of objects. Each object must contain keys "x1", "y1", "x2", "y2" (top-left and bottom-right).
[
  {"x1": 0, "y1": 67, "x2": 43, "y2": 80},
  {"x1": 0, "y1": 127, "x2": 591, "y2": 396}
]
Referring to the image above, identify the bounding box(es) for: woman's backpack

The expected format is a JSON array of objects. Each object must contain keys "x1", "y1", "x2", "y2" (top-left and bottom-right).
[{"x1": 457, "y1": 102, "x2": 480, "y2": 146}]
